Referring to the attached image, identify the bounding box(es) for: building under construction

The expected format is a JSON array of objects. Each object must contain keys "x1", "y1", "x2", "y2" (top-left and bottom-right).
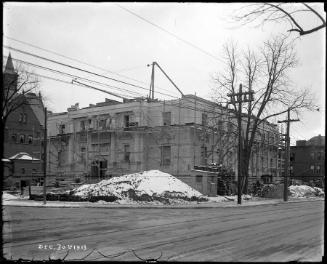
[{"x1": 47, "y1": 94, "x2": 282, "y2": 196}]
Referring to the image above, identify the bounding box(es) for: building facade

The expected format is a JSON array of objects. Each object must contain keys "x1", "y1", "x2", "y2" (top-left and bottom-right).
[
  {"x1": 47, "y1": 95, "x2": 281, "y2": 195},
  {"x1": 2, "y1": 54, "x2": 45, "y2": 189},
  {"x1": 290, "y1": 135, "x2": 325, "y2": 186}
]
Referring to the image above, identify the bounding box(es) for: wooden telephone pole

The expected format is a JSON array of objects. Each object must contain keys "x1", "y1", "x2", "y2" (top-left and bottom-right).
[
  {"x1": 278, "y1": 108, "x2": 299, "y2": 202},
  {"x1": 227, "y1": 84, "x2": 254, "y2": 204},
  {"x1": 43, "y1": 107, "x2": 47, "y2": 205}
]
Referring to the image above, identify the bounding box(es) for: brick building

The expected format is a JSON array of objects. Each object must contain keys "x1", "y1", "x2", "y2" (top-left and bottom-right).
[
  {"x1": 290, "y1": 135, "x2": 325, "y2": 186},
  {"x1": 2, "y1": 53, "x2": 45, "y2": 190}
]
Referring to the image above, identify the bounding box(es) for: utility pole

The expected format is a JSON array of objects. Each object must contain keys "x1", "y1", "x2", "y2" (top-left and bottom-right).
[
  {"x1": 227, "y1": 84, "x2": 254, "y2": 205},
  {"x1": 278, "y1": 108, "x2": 299, "y2": 202},
  {"x1": 43, "y1": 107, "x2": 47, "y2": 205}
]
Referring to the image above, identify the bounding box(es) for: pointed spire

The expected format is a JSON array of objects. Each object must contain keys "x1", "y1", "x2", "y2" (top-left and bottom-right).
[{"x1": 5, "y1": 53, "x2": 16, "y2": 74}]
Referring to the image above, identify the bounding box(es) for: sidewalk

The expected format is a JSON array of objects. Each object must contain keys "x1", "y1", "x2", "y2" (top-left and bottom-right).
[{"x1": 2, "y1": 196, "x2": 324, "y2": 209}]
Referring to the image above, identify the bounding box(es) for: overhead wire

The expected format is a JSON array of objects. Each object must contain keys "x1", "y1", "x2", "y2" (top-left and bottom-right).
[
  {"x1": 4, "y1": 45, "x2": 163, "y2": 93},
  {"x1": 3, "y1": 49, "x2": 271, "y2": 124},
  {"x1": 3, "y1": 55, "x2": 142, "y2": 99},
  {"x1": 116, "y1": 4, "x2": 225, "y2": 63},
  {"x1": 4, "y1": 41, "x2": 219, "y2": 105},
  {"x1": 3, "y1": 35, "x2": 177, "y2": 95},
  {"x1": 4, "y1": 45, "x2": 227, "y2": 112},
  {"x1": 3, "y1": 35, "x2": 148, "y2": 85},
  {"x1": 2, "y1": 51, "x2": 178, "y2": 99},
  {"x1": 4, "y1": 61, "x2": 226, "y2": 116}
]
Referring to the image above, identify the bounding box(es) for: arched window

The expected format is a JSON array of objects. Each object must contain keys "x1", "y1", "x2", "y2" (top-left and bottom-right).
[
  {"x1": 20, "y1": 134, "x2": 25, "y2": 144},
  {"x1": 23, "y1": 113, "x2": 27, "y2": 123}
]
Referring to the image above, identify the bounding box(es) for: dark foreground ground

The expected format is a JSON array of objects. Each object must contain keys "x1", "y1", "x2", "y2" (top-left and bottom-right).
[{"x1": 3, "y1": 200, "x2": 324, "y2": 261}]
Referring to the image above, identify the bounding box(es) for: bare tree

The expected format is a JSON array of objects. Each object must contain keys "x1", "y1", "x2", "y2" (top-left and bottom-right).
[
  {"x1": 213, "y1": 36, "x2": 316, "y2": 192},
  {"x1": 2, "y1": 62, "x2": 40, "y2": 127},
  {"x1": 1, "y1": 58, "x2": 40, "y2": 170},
  {"x1": 233, "y1": 3, "x2": 326, "y2": 36}
]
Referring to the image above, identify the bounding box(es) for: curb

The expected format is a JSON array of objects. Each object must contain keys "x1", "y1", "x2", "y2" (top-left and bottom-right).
[{"x1": 3, "y1": 197, "x2": 324, "y2": 209}]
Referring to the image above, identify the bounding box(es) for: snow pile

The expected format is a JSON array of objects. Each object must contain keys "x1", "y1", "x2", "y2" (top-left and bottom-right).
[
  {"x1": 2, "y1": 192, "x2": 20, "y2": 200},
  {"x1": 73, "y1": 170, "x2": 205, "y2": 203},
  {"x1": 289, "y1": 185, "x2": 324, "y2": 198}
]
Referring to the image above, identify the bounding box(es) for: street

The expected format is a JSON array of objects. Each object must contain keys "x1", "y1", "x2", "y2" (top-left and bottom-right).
[{"x1": 3, "y1": 200, "x2": 324, "y2": 261}]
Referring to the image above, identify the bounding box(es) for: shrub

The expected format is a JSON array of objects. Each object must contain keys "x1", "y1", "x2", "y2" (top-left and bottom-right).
[{"x1": 89, "y1": 196, "x2": 118, "y2": 203}]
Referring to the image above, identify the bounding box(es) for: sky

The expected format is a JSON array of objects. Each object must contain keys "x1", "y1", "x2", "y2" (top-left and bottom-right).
[{"x1": 3, "y1": 2, "x2": 326, "y2": 145}]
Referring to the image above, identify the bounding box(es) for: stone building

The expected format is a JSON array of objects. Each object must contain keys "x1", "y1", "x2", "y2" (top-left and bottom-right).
[{"x1": 47, "y1": 95, "x2": 281, "y2": 195}]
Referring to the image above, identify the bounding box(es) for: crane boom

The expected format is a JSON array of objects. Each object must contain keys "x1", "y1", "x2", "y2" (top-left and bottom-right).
[{"x1": 148, "y1": 61, "x2": 184, "y2": 99}]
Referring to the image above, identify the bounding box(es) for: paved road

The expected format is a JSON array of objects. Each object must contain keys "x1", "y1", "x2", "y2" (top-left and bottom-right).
[{"x1": 3, "y1": 200, "x2": 324, "y2": 261}]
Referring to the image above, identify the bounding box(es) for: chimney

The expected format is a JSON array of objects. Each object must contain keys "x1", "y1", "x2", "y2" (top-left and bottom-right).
[{"x1": 67, "y1": 102, "x2": 80, "y2": 112}]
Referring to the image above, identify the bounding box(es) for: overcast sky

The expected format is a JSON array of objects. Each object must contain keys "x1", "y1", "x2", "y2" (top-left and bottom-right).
[{"x1": 3, "y1": 2, "x2": 325, "y2": 145}]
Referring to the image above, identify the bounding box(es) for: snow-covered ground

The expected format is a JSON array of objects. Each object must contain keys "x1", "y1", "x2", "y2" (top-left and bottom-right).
[{"x1": 3, "y1": 170, "x2": 324, "y2": 207}]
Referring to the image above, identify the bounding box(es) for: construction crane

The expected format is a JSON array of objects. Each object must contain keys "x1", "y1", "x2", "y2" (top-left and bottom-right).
[{"x1": 147, "y1": 61, "x2": 184, "y2": 100}]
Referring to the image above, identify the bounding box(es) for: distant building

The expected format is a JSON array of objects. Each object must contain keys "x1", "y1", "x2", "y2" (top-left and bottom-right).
[
  {"x1": 47, "y1": 95, "x2": 281, "y2": 196},
  {"x1": 2, "y1": 53, "x2": 45, "y2": 190},
  {"x1": 290, "y1": 135, "x2": 325, "y2": 185}
]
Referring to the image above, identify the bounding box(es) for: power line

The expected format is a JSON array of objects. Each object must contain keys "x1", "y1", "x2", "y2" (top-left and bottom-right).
[
  {"x1": 30, "y1": 72, "x2": 132, "y2": 100},
  {"x1": 3, "y1": 35, "x2": 147, "y2": 85},
  {"x1": 116, "y1": 4, "x2": 225, "y2": 63},
  {"x1": 4, "y1": 55, "x2": 144, "y2": 98},
  {"x1": 4, "y1": 54, "x2": 275, "y2": 127},
  {"x1": 4, "y1": 45, "x2": 151, "y2": 91},
  {"x1": 3, "y1": 35, "x2": 176, "y2": 95},
  {"x1": 5, "y1": 55, "x2": 212, "y2": 110},
  {"x1": 3, "y1": 49, "x2": 178, "y2": 99}
]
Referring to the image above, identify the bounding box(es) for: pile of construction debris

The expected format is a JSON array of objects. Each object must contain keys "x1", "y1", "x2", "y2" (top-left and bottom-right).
[{"x1": 72, "y1": 170, "x2": 208, "y2": 204}]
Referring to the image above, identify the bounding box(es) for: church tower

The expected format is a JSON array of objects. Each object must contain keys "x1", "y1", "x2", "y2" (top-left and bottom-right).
[{"x1": 3, "y1": 53, "x2": 18, "y2": 94}]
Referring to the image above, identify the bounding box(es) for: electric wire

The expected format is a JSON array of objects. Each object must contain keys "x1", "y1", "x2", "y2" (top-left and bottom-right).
[
  {"x1": 3, "y1": 53, "x2": 176, "y2": 99},
  {"x1": 116, "y1": 4, "x2": 225, "y2": 63},
  {"x1": 3, "y1": 35, "x2": 177, "y2": 95},
  {"x1": 3, "y1": 55, "x2": 141, "y2": 99},
  {"x1": 3, "y1": 45, "x2": 157, "y2": 92}
]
